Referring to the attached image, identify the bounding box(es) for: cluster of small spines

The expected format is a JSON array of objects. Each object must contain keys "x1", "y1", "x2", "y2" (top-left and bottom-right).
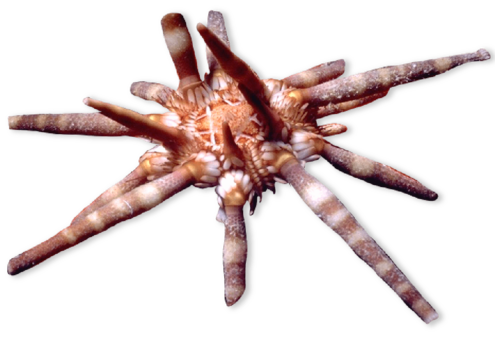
[
  {"x1": 165, "y1": 66, "x2": 286, "y2": 199},
  {"x1": 138, "y1": 145, "x2": 177, "y2": 180},
  {"x1": 270, "y1": 90, "x2": 314, "y2": 126},
  {"x1": 263, "y1": 78, "x2": 288, "y2": 101},
  {"x1": 219, "y1": 151, "x2": 244, "y2": 171},
  {"x1": 242, "y1": 140, "x2": 275, "y2": 198},
  {"x1": 165, "y1": 71, "x2": 249, "y2": 148},
  {"x1": 259, "y1": 142, "x2": 291, "y2": 175},
  {"x1": 215, "y1": 170, "x2": 252, "y2": 221},
  {"x1": 289, "y1": 130, "x2": 325, "y2": 162},
  {"x1": 194, "y1": 20, "x2": 323, "y2": 197},
  {"x1": 167, "y1": 70, "x2": 239, "y2": 113},
  {"x1": 180, "y1": 150, "x2": 221, "y2": 188},
  {"x1": 135, "y1": 113, "x2": 182, "y2": 144}
]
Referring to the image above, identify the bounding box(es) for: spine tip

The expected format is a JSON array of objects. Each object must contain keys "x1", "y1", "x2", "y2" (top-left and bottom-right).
[{"x1": 476, "y1": 49, "x2": 491, "y2": 61}]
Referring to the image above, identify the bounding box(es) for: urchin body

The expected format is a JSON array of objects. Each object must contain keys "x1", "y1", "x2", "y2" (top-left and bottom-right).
[{"x1": 7, "y1": 11, "x2": 490, "y2": 323}]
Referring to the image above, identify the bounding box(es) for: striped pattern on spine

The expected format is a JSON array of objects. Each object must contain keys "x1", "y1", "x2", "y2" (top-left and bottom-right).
[
  {"x1": 280, "y1": 157, "x2": 438, "y2": 323},
  {"x1": 289, "y1": 49, "x2": 490, "y2": 107},
  {"x1": 161, "y1": 13, "x2": 201, "y2": 90},
  {"x1": 8, "y1": 112, "x2": 134, "y2": 136},
  {"x1": 8, "y1": 167, "x2": 194, "y2": 276},
  {"x1": 322, "y1": 143, "x2": 438, "y2": 200},
  {"x1": 223, "y1": 206, "x2": 248, "y2": 306},
  {"x1": 283, "y1": 59, "x2": 345, "y2": 89}
]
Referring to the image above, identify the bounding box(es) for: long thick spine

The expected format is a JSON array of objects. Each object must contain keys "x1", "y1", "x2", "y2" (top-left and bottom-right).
[
  {"x1": 223, "y1": 205, "x2": 247, "y2": 306},
  {"x1": 71, "y1": 163, "x2": 150, "y2": 224},
  {"x1": 197, "y1": 23, "x2": 267, "y2": 101},
  {"x1": 83, "y1": 97, "x2": 188, "y2": 148},
  {"x1": 288, "y1": 49, "x2": 490, "y2": 107},
  {"x1": 316, "y1": 90, "x2": 389, "y2": 118},
  {"x1": 162, "y1": 14, "x2": 202, "y2": 90},
  {"x1": 280, "y1": 157, "x2": 438, "y2": 323},
  {"x1": 8, "y1": 113, "x2": 135, "y2": 136},
  {"x1": 7, "y1": 167, "x2": 194, "y2": 275},
  {"x1": 130, "y1": 81, "x2": 173, "y2": 106},
  {"x1": 322, "y1": 143, "x2": 437, "y2": 200},
  {"x1": 206, "y1": 11, "x2": 230, "y2": 73},
  {"x1": 283, "y1": 59, "x2": 345, "y2": 89}
]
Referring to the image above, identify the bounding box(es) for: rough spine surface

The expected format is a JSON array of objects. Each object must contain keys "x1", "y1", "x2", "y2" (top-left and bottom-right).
[
  {"x1": 322, "y1": 143, "x2": 438, "y2": 200},
  {"x1": 6, "y1": 10, "x2": 490, "y2": 323},
  {"x1": 280, "y1": 157, "x2": 438, "y2": 323},
  {"x1": 223, "y1": 206, "x2": 247, "y2": 306},
  {"x1": 288, "y1": 49, "x2": 491, "y2": 107},
  {"x1": 8, "y1": 167, "x2": 194, "y2": 275}
]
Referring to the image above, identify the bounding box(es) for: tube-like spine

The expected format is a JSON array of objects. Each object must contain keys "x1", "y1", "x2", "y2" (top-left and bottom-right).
[
  {"x1": 322, "y1": 143, "x2": 438, "y2": 200},
  {"x1": 223, "y1": 205, "x2": 247, "y2": 306},
  {"x1": 283, "y1": 59, "x2": 345, "y2": 89},
  {"x1": 288, "y1": 49, "x2": 491, "y2": 107},
  {"x1": 279, "y1": 155, "x2": 438, "y2": 323},
  {"x1": 8, "y1": 166, "x2": 195, "y2": 276},
  {"x1": 161, "y1": 14, "x2": 202, "y2": 90}
]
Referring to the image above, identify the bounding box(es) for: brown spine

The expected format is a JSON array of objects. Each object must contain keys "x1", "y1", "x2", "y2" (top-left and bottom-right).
[
  {"x1": 223, "y1": 205, "x2": 247, "y2": 306},
  {"x1": 197, "y1": 23, "x2": 267, "y2": 101},
  {"x1": 130, "y1": 81, "x2": 173, "y2": 106},
  {"x1": 290, "y1": 49, "x2": 490, "y2": 107},
  {"x1": 7, "y1": 167, "x2": 195, "y2": 276},
  {"x1": 161, "y1": 14, "x2": 201, "y2": 90},
  {"x1": 280, "y1": 157, "x2": 438, "y2": 323},
  {"x1": 317, "y1": 123, "x2": 347, "y2": 137},
  {"x1": 322, "y1": 143, "x2": 438, "y2": 200},
  {"x1": 8, "y1": 113, "x2": 135, "y2": 136},
  {"x1": 71, "y1": 163, "x2": 150, "y2": 225},
  {"x1": 206, "y1": 11, "x2": 230, "y2": 73},
  {"x1": 316, "y1": 90, "x2": 389, "y2": 118},
  {"x1": 283, "y1": 59, "x2": 345, "y2": 89},
  {"x1": 83, "y1": 97, "x2": 187, "y2": 148},
  {"x1": 238, "y1": 84, "x2": 286, "y2": 141}
]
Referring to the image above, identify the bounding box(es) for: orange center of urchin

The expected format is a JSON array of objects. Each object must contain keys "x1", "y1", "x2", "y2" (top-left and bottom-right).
[{"x1": 196, "y1": 102, "x2": 266, "y2": 147}]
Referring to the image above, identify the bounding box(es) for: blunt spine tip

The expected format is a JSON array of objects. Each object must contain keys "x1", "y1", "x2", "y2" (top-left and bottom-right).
[
  {"x1": 476, "y1": 49, "x2": 491, "y2": 61},
  {"x1": 8, "y1": 115, "x2": 19, "y2": 130},
  {"x1": 424, "y1": 310, "x2": 439, "y2": 324}
]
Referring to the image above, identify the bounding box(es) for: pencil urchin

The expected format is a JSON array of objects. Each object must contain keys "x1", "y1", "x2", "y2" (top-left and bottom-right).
[{"x1": 7, "y1": 10, "x2": 490, "y2": 323}]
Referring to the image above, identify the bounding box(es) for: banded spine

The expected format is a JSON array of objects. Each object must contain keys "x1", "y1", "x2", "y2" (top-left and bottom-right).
[
  {"x1": 8, "y1": 166, "x2": 195, "y2": 276},
  {"x1": 161, "y1": 13, "x2": 202, "y2": 90},
  {"x1": 322, "y1": 143, "x2": 438, "y2": 200},
  {"x1": 130, "y1": 81, "x2": 173, "y2": 106},
  {"x1": 71, "y1": 162, "x2": 150, "y2": 224},
  {"x1": 8, "y1": 113, "x2": 134, "y2": 136},
  {"x1": 283, "y1": 59, "x2": 346, "y2": 89},
  {"x1": 288, "y1": 49, "x2": 491, "y2": 107},
  {"x1": 206, "y1": 11, "x2": 230, "y2": 73},
  {"x1": 316, "y1": 90, "x2": 389, "y2": 118},
  {"x1": 279, "y1": 156, "x2": 438, "y2": 323},
  {"x1": 223, "y1": 205, "x2": 247, "y2": 306}
]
